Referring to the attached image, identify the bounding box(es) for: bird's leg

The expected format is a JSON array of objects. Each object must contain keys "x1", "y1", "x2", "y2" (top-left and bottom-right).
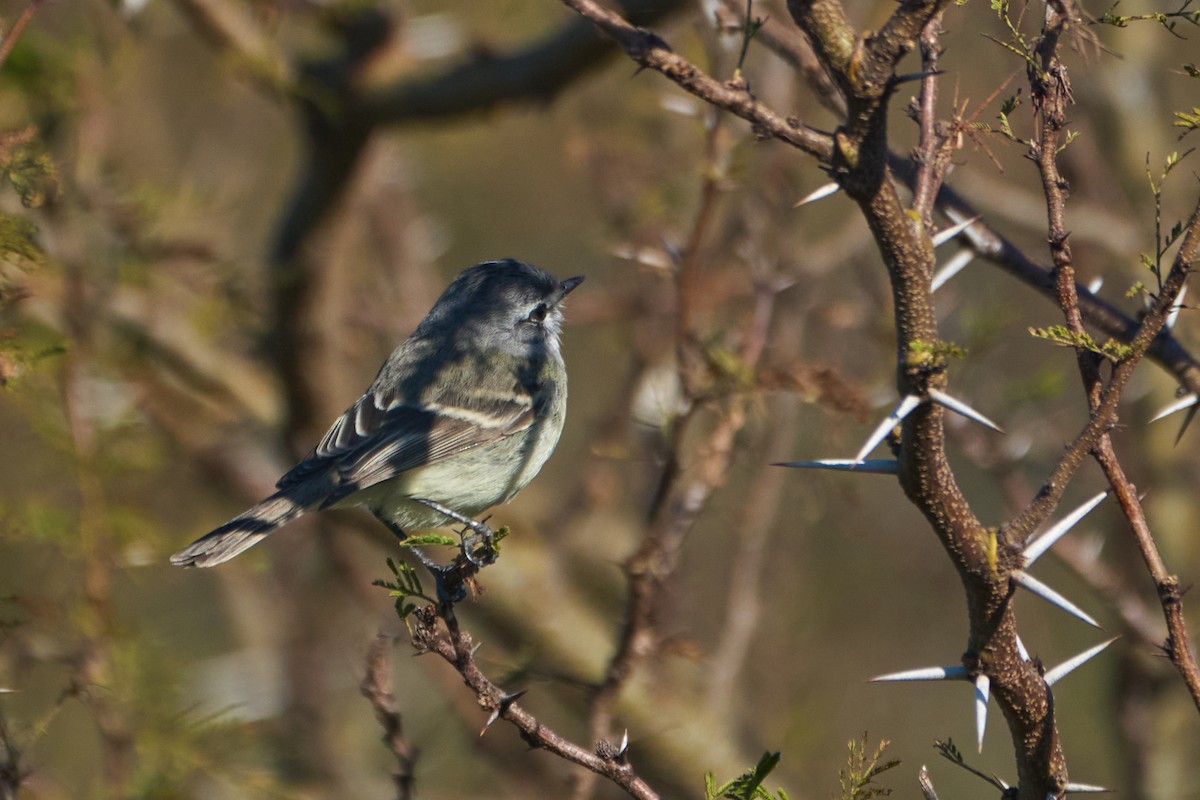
[
  {"x1": 412, "y1": 497, "x2": 498, "y2": 567},
  {"x1": 374, "y1": 514, "x2": 467, "y2": 605}
]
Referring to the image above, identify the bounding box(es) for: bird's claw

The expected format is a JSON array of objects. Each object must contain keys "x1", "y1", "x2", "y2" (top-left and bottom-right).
[
  {"x1": 411, "y1": 497, "x2": 499, "y2": 568},
  {"x1": 460, "y1": 521, "x2": 498, "y2": 567}
]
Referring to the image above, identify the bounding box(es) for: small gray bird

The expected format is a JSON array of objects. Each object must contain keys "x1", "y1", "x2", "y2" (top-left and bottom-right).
[{"x1": 171, "y1": 259, "x2": 582, "y2": 568}]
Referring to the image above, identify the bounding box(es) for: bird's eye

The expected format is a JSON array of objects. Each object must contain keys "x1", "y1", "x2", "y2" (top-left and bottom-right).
[{"x1": 527, "y1": 303, "x2": 548, "y2": 324}]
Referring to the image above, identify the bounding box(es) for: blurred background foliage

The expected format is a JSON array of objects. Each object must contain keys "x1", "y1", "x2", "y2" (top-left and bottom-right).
[{"x1": 0, "y1": 0, "x2": 1197, "y2": 797}]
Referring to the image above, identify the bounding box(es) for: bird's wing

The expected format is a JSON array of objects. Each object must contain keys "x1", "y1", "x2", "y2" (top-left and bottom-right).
[{"x1": 277, "y1": 388, "x2": 535, "y2": 505}]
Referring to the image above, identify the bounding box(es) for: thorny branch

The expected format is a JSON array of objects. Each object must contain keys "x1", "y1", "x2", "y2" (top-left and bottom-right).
[
  {"x1": 556, "y1": 0, "x2": 1198, "y2": 795},
  {"x1": 713, "y1": 0, "x2": 1200, "y2": 400},
  {"x1": 407, "y1": 602, "x2": 660, "y2": 800},
  {"x1": 560, "y1": 0, "x2": 834, "y2": 161},
  {"x1": 1022, "y1": 1, "x2": 1200, "y2": 714}
]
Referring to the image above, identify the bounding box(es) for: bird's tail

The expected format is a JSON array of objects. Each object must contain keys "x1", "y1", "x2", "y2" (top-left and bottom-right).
[{"x1": 170, "y1": 492, "x2": 306, "y2": 568}]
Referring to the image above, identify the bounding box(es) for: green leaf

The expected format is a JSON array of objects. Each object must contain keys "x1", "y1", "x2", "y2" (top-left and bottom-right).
[
  {"x1": 1028, "y1": 325, "x2": 1134, "y2": 362},
  {"x1": 837, "y1": 734, "x2": 897, "y2": 800},
  {"x1": 398, "y1": 533, "x2": 459, "y2": 548},
  {"x1": 0, "y1": 142, "x2": 58, "y2": 208},
  {"x1": 706, "y1": 752, "x2": 788, "y2": 800}
]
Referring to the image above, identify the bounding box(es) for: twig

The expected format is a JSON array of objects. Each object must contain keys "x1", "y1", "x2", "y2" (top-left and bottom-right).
[
  {"x1": 910, "y1": 11, "x2": 948, "y2": 224},
  {"x1": 361, "y1": 633, "x2": 419, "y2": 800},
  {"x1": 361, "y1": 0, "x2": 688, "y2": 123},
  {"x1": 717, "y1": 0, "x2": 847, "y2": 116},
  {"x1": 559, "y1": 0, "x2": 834, "y2": 161},
  {"x1": 1021, "y1": 0, "x2": 1200, "y2": 716},
  {"x1": 1094, "y1": 437, "x2": 1200, "y2": 711},
  {"x1": 171, "y1": 0, "x2": 294, "y2": 92},
  {"x1": 0, "y1": 0, "x2": 45, "y2": 73},
  {"x1": 409, "y1": 604, "x2": 660, "y2": 800}
]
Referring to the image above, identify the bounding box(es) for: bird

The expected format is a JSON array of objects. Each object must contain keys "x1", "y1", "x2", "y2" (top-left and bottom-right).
[{"x1": 170, "y1": 259, "x2": 583, "y2": 568}]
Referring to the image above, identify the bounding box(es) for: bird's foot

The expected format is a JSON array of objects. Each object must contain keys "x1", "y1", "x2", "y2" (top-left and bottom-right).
[
  {"x1": 413, "y1": 498, "x2": 499, "y2": 567},
  {"x1": 377, "y1": 517, "x2": 471, "y2": 605}
]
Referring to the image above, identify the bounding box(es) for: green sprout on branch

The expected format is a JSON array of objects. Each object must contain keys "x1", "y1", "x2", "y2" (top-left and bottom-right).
[
  {"x1": 1099, "y1": 0, "x2": 1200, "y2": 36},
  {"x1": 1142, "y1": 149, "x2": 1193, "y2": 290},
  {"x1": 734, "y1": 0, "x2": 767, "y2": 80},
  {"x1": 1175, "y1": 107, "x2": 1200, "y2": 136},
  {"x1": 933, "y1": 738, "x2": 1007, "y2": 791},
  {"x1": 837, "y1": 733, "x2": 898, "y2": 800},
  {"x1": 1029, "y1": 325, "x2": 1135, "y2": 362},
  {"x1": 705, "y1": 751, "x2": 789, "y2": 800},
  {"x1": 984, "y1": 0, "x2": 1038, "y2": 72},
  {"x1": 373, "y1": 558, "x2": 435, "y2": 621},
  {"x1": 907, "y1": 339, "x2": 967, "y2": 369},
  {"x1": 972, "y1": 93, "x2": 1032, "y2": 146}
]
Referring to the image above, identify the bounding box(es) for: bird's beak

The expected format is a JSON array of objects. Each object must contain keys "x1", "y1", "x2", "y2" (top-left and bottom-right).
[{"x1": 552, "y1": 275, "x2": 585, "y2": 306}]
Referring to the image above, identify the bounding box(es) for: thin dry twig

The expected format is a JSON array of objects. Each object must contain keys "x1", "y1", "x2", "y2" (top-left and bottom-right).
[
  {"x1": 578, "y1": 112, "x2": 781, "y2": 797},
  {"x1": 361, "y1": 633, "x2": 419, "y2": 800},
  {"x1": 910, "y1": 11, "x2": 949, "y2": 224},
  {"x1": 0, "y1": 0, "x2": 45, "y2": 73},
  {"x1": 560, "y1": 0, "x2": 834, "y2": 161},
  {"x1": 1020, "y1": 0, "x2": 1200, "y2": 715}
]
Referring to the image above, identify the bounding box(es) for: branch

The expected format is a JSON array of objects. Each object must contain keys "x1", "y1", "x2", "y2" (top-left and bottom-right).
[
  {"x1": 560, "y1": 0, "x2": 834, "y2": 161},
  {"x1": 361, "y1": 633, "x2": 419, "y2": 800},
  {"x1": 0, "y1": 0, "x2": 45, "y2": 72},
  {"x1": 711, "y1": 1, "x2": 1200, "y2": 397},
  {"x1": 408, "y1": 604, "x2": 660, "y2": 800},
  {"x1": 1094, "y1": 437, "x2": 1200, "y2": 712},
  {"x1": 784, "y1": 0, "x2": 1076, "y2": 794},
  {"x1": 360, "y1": 0, "x2": 687, "y2": 123},
  {"x1": 909, "y1": 11, "x2": 950, "y2": 225},
  {"x1": 172, "y1": 0, "x2": 295, "y2": 92}
]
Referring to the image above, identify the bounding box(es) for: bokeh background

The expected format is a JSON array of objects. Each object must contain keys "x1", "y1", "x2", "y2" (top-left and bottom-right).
[{"x1": 1, "y1": 0, "x2": 1198, "y2": 797}]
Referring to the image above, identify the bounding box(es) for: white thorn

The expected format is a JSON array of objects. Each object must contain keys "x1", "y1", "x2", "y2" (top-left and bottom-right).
[
  {"x1": 1016, "y1": 634, "x2": 1031, "y2": 662},
  {"x1": 974, "y1": 673, "x2": 990, "y2": 752},
  {"x1": 1167, "y1": 282, "x2": 1188, "y2": 330},
  {"x1": 917, "y1": 765, "x2": 937, "y2": 800},
  {"x1": 609, "y1": 244, "x2": 674, "y2": 271},
  {"x1": 1086, "y1": 276, "x2": 1104, "y2": 294},
  {"x1": 931, "y1": 249, "x2": 976, "y2": 292},
  {"x1": 1149, "y1": 393, "x2": 1198, "y2": 423},
  {"x1": 1023, "y1": 491, "x2": 1109, "y2": 566},
  {"x1": 931, "y1": 215, "x2": 982, "y2": 247},
  {"x1": 870, "y1": 665, "x2": 967, "y2": 682},
  {"x1": 1045, "y1": 637, "x2": 1119, "y2": 687},
  {"x1": 794, "y1": 181, "x2": 840, "y2": 207},
  {"x1": 928, "y1": 388, "x2": 1004, "y2": 433},
  {"x1": 1011, "y1": 571, "x2": 1102, "y2": 628},
  {"x1": 773, "y1": 458, "x2": 899, "y2": 474},
  {"x1": 855, "y1": 394, "x2": 922, "y2": 461},
  {"x1": 618, "y1": 729, "x2": 630, "y2": 756},
  {"x1": 1065, "y1": 781, "x2": 1111, "y2": 793}
]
